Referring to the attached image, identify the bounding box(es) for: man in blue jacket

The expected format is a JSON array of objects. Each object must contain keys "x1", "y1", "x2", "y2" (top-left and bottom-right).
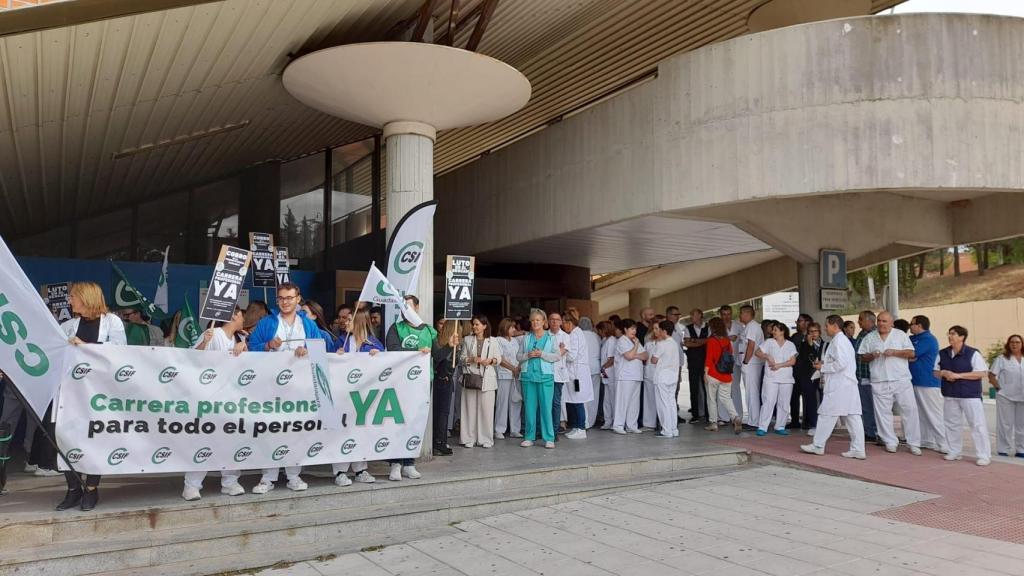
[
  {"x1": 248, "y1": 282, "x2": 327, "y2": 494},
  {"x1": 909, "y1": 315, "x2": 948, "y2": 454}
]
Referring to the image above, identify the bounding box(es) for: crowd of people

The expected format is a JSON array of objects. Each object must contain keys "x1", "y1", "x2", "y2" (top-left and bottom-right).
[{"x1": 1, "y1": 282, "x2": 1019, "y2": 514}]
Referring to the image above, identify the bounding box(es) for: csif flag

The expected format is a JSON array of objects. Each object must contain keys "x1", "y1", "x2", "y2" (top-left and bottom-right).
[
  {"x1": 154, "y1": 245, "x2": 169, "y2": 314},
  {"x1": 383, "y1": 200, "x2": 436, "y2": 332},
  {"x1": 359, "y1": 263, "x2": 423, "y2": 327},
  {"x1": 111, "y1": 262, "x2": 168, "y2": 320},
  {"x1": 175, "y1": 295, "x2": 202, "y2": 348}
]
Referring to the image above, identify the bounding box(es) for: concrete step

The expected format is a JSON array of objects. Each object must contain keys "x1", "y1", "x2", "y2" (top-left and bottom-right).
[{"x1": 0, "y1": 451, "x2": 748, "y2": 576}]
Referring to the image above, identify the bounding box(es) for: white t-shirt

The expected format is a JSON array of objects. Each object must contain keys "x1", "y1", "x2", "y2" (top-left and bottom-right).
[
  {"x1": 759, "y1": 338, "x2": 797, "y2": 384},
  {"x1": 601, "y1": 337, "x2": 617, "y2": 384},
  {"x1": 274, "y1": 315, "x2": 307, "y2": 352},
  {"x1": 643, "y1": 339, "x2": 657, "y2": 381},
  {"x1": 933, "y1": 349, "x2": 989, "y2": 373},
  {"x1": 193, "y1": 328, "x2": 235, "y2": 352},
  {"x1": 652, "y1": 338, "x2": 680, "y2": 386},
  {"x1": 861, "y1": 329, "x2": 914, "y2": 383},
  {"x1": 614, "y1": 335, "x2": 644, "y2": 382},
  {"x1": 990, "y1": 355, "x2": 1024, "y2": 402},
  {"x1": 742, "y1": 321, "x2": 765, "y2": 366}
]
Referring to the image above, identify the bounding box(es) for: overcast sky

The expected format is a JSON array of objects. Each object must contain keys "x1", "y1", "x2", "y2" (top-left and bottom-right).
[{"x1": 891, "y1": 0, "x2": 1024, "y2": 17}]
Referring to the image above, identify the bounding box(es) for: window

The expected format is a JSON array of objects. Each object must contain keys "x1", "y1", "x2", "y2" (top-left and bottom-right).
[
  {"x1": 189, "y1": 176, "x2": 240, "y2": 264},
  {"x1": 330, "y1": 138, "x2": 375, "y2": 243},
  {"x1": 280, "y1": 152, "x2": 325, "y2": 266}
]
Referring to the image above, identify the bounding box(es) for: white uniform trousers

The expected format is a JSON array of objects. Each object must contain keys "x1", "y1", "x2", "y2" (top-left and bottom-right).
[
  {"x1": 721, "y1": 361, "x2": 744, "y2": 422},
  {"x1": 495, "y1": 378, "x2": 523, "y2": 436},
  {"x1": 741, "y1": 363, "x2": 763, "y2": 427},
  {"x1": 585, "y1": 374, "x2": 601, "y2": 428},
  {"x1": 260, "y1": 466, "x2": 302, "y2": 484},
  {"x1": 331, "y1": 461, "x2": 367, "y2": 475},
  {"x1": 655, "y1": 380, "x2": 679, "y2": 436},
  {"x1": 871, "y1": 379, "x2": 921, "y2": 449},
  {"x1": 612, "y1": 380, "x2": 641, "y2": 432},
  {"x1": 812, "y1": 415, "x2": 865, "y2": 454},
  {"x1": 996, "y1": 396, "x2": 1024, "y2": 455},
  {"x1": 602, "y1": 380, "x2": 617, "y2": 427},
  {"x1": 944, "y1": 397, "x2": 991, "y2": 460},
  {"x1": 758, "y1": 380, "x2": 793, "y2": 432},
  {"x1": 184, "y1": 470, "x2": 241, "y2": 489},
  {"x1": 642, "y1": 378, "x2": 658, "y2": 429},
  {"x1": 913, "y1": 386, "x2": 948, "y2": 452}
]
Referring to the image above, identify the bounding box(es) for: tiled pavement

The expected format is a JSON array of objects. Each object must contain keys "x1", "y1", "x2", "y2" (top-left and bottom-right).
[
  {"x1": 718, "y1": 431, "x2": 1024, "y2": 545},
  {"x1": 264, "y1": 465, "x2": 1024, "y2": 576}
]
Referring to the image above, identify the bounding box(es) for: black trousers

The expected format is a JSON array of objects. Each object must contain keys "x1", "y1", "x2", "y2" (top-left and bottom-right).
[
  {"x1": 688, "y1": 364, "x2": 706, "y2": 419},
  {"x1": 795, "y1": 375, "x2": 820, "y2": 429},
  {"x1": 64, "y1": 471, "x2": 100, "y2": 489},
  {"x1": 431, "y1": 377, "x2": 453, "y2": 448}
]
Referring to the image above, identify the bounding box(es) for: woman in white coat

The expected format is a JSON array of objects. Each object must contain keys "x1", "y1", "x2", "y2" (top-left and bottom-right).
[
  {"x1": 494, "y1": 318, "x2": 523, "y2": 439},
  {"x1": 57, "y1": 281, "x2": 127, "y2": 512},
  {"x1": 801, "y1": 315, "x2": 866, "y2": 459},
  {"x1": 562, "y1": 313, "x2": 594, "y2": 439},
  {"x1": 579, "y1": 317, "x2": 603, "y2": 429},
  {"x1": 990, "y1": 334, "x2": 1024, "y2": 458},
  {"x1": 460, "y1": 315, "x2": 502, "y2": 448}
]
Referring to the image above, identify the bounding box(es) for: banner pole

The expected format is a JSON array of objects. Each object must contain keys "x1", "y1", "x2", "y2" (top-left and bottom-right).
[{"x1": 1, "y1": 374, "x2": 87, "y2": 493}]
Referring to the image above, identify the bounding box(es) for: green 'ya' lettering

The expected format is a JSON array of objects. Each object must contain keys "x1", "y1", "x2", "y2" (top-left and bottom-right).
[
  {"x1": 372, "y1": 388, "x2": 404, "y2": 425},
  {"x1": 349, "y1": 389, "x2": 378, "y2": 426}
]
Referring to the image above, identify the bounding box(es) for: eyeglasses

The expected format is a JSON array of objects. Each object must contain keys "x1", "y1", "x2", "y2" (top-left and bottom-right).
[{"x1": 277, "y1": 296, "x2": 298, "y2": 302}]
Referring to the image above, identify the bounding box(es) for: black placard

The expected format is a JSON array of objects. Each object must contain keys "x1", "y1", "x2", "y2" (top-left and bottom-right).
[
  {"x1": 444, "y1": 255, "x2": 474, "y2": 320},
  {"x1": 275, "y1": 246, "x2": 291, "y2": 286},
  {"x1": 249, "y1": 232, "x2": 276, "y2": 287},
  {"x1": 200, "y1": 245, "x2": 252, "y2": 322},
  {"x1": 44, "y1": 282, "x2": 72, "y2": 322}
]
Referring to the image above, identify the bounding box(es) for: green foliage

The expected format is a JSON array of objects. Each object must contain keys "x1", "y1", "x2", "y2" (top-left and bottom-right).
[{"x1": 986, "y1": 341, "x2": 1005, "y2": 365}]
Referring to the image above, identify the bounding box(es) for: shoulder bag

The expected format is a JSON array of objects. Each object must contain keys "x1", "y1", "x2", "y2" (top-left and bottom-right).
[{"x1": 461, "y1": 337, "x2": 487, "y2": 390}]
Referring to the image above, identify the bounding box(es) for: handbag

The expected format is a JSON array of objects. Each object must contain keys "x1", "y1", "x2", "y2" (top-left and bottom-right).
[{"x1": 461, "y1": 338, "x2": 487, "y2": 390}]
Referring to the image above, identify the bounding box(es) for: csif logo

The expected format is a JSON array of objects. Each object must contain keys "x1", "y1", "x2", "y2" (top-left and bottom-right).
[
  {"x1": 158, "y1": 366, "x2": 179, "y2": 384},
  {"x1": 107, "y1": 447, "x2": 130, "y2": 466},
  {"x1": 193, "y1": 447, "x2": 214, "y2": 464},
  {"x1": 151, "y1": 447, "x2": 172, "y2": 464},
  {"x1": 393, "y1": 241, "x2": 423, "y2": 275},
  {"x1": 272, "y1": 445, "x2": 290, "y2": 461},
  {"x1": 374, "y1": 437, "x2": 390, "y2": 453},
  {"x1": 401, "y1": 335, "x2": 419, "y2": 349},
  {"x1": 66, "y1": 448, "x2": 84, "y2": 464},
  {"x1": 237, "y1": 369, "x2": 257, "y2": 387},
  {"x1": 347, "y1": 369, "x2": 363, "y2": 384},
  {"x1": 376, "y1": 280, "x2": 396, "y2": 298},
  {"x1": 199, "y1": 369, "x2": 218, "y2": 385},
  {"x1": 407, "y1": 365, "x2": 423, "y2": 380},
  {"x1": 71, "y1": 363, "x2": 92, "y2": 380},
  {"x1": 378, "y1": 367, "x2": 393, "y2": 382},
  {"x1": 306, "y1": 442, "x2": 324, "y2": 458},
  {"x1": 276, "y1": 369, "x2": 293, "y2": 386},
  {"x1": 233, "y1": 446, "x2": 253, "y2": 463},
  {"x1": 114, "y1": 365, "x2": 136, "y2": 383},
  {"x1": 340, "y1": 439, "x2": 357, "y2": 455},
  {"x1": 406, "y1": 436, "x2": 422, "y2": 452}
]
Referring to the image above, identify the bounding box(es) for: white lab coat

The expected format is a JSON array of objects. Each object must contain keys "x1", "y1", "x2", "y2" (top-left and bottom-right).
[
  {"x1": 564, "y1": 327, "x2": 594, "y2": 403},
  {"x1": 818, "y1": 334, "x2": 861, "y2": 416},
  {"x1": 60, "y1": 314, "x2": 127, "y2": 345}
]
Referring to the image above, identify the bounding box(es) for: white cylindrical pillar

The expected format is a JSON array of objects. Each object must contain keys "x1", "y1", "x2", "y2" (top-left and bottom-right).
[
  {"x1": 888, "y1": 259, "x2": 900, "y2": 319},
  {"x1": 797, "y1": 261, "x2": 824, "y2": 323}
]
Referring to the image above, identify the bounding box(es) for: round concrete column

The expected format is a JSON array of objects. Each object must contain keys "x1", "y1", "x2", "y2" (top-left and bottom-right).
[
  {"x1": 797, "y1": 262, "x2": 824, "y2": 324},
  {"x1": 628, "y1": 288, "x2": 651, "y2": 321}
]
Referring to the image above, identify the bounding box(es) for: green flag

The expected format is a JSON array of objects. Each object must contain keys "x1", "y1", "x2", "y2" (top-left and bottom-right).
[
  {"x1": 110, "y1": 262, "x2": 168, "y2": 320},
  {"x1": 175, "y1": 295, "x2": 201, "y2": 348}
]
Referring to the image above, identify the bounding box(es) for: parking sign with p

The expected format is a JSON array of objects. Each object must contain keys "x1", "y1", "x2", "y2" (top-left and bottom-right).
[{"x1": 820, "y1": 250, "x2": 847, "y2": 290}]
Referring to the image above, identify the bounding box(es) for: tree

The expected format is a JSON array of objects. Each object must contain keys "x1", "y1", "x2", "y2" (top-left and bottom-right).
[{"x1": 953, "y1": 245, "x2": 961, "y2": 276}]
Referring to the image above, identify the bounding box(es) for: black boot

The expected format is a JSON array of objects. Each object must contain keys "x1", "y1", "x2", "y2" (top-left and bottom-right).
[
  {"x1": 56, "y1": 488, "x2": 82, "y2": 511},
  {"x1": 433, "y1": 444, "x2": 453, "y2": 456},
  {"x1": 80, "y1": 487, "x2": 98, "y2": 511}
]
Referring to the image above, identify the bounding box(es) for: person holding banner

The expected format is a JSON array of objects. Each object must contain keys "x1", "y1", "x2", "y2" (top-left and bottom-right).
[
  {"x1": 432, "y1": 320, "x2": 462, "y2": 455},
  {"x1": 331, "y1": 307, "x2": 384, "y2": 486},
  {"x1": 182, "y1": 307, "x2": 248, "y2": 500},
  {"x1": 517, "y1": 309, "x2": 560, "y2": 449},
  {"x1": 562, "y1": 312, "x2": 594, "y2": 440},
  {"x1": 247, "y1": 282, "x2": 323, "y2": 494},
  {"x1": 384, "y1": 295, "x2": 436, "y2": 481},
  {"x1": 57, "y1": 282, "x2": 127, "y2": 511},
  {"x1": 460, "y1": 316, "x2": 501, "y2": 449}
]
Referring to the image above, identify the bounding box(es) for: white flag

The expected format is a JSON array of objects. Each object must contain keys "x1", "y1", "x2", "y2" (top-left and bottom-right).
[
  {"x1": 0, "y1": 234, "x2": 71, "y2": 418},
  {"x1": 384, "y1": 201, "x2": 436, "y2": 333},
  {"x1": 154, "y1": 245, "x2": 169, "y2": 313},
  {"x1": 359, "y1": 263, "x2": 423, "y2": 327}
]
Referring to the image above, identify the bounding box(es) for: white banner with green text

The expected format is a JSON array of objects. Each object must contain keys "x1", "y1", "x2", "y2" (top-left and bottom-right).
[{"x1": 55, "y1": 346, "x2": 429, "y2": 474}]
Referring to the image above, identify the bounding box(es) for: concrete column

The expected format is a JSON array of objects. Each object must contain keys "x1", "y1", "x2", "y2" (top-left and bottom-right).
[
  {"x1": 384, "y1": 120, "x2": 436, "y2": 461},
  {"x1": 237, "y1": 161, "x2": 281, "y2": 250},
  {"x1": 888, "y1": 259, "x2": 900, "y2": 319},
  {"x1": 628, "y1": 288, "x2": 651, "y2": 320},
  {"x1": 797, "y1": 261, "x2": 824, "y2": 324}
]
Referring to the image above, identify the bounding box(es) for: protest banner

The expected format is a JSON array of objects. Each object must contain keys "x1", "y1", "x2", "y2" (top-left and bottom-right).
[
  {"x1": 274, "y1": 246, "x2": 291, "y2": 286},
  {"x1": 199, "y1": 245, "x2": 251, "y2": 323},
  {"x1": 249, "y1": 233, "x2": 276, "y2": 288},
  {"x1": 443, "y1": 255, "x2": 474, "y2": 320},
  {"x1": 43, "y1": 282, "x2": 72, "y2": 323},
  {"x1": 55, "y1": 346, "x2": 429, "y2": 474}
]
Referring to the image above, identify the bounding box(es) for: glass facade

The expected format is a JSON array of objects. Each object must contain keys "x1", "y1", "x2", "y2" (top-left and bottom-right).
[
  {"x1": 279, "y1": 151, "x2": 325, "y2": 263},
  {"x1": 330, "y1": 139, "x2": 375, "y2": 243}
]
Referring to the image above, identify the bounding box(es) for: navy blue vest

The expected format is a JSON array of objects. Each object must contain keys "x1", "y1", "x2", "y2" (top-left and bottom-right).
[{"x1": 937, "y1": 345, "x2": 982, "y2": 399}]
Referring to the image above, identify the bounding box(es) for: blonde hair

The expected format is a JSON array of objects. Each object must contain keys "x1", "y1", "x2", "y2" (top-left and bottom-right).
[
  {"x1": 529, "y1": 308, "x2": 547, "y2": 322},
  {"x1": 439, "y1": 318, "x2": 461, "y2": 344},
  {"x1": 351, "y1": 308, "x2": 373, "y2": 349},
  {"x1": 70, "y1": 281, "x2": 108, "y2": 320}
]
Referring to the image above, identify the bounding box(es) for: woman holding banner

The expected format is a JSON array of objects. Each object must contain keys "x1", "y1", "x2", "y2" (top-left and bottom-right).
[
  {"x1": 57, "y1": 281, "x2": 127, "y2": 511},
  {"x1": 183, "y1": 307, "x2": 247, "y2": 500},
  {"x1": 517, "y1": 309, "x2": 560, "y2": 449},
  {"x1": 460, "y1": 316, "x2": 501, "y2": 449},
  {"x1": 330, "y1": 308, "x2": 383, "y2": 486}
]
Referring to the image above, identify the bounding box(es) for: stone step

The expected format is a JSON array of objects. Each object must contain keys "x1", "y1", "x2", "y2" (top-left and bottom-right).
[{"x1": 1, "y1": 451, "x2": 748, "y2": 576}]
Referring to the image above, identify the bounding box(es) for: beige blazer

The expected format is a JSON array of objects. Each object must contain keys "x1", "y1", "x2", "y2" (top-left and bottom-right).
[{"x1": 461, "y1": 335, "x2": 501, "y2": 392}]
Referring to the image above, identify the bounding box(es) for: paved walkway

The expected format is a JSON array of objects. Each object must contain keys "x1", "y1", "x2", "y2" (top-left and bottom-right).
[
  {"x1": 718, "y1": 431, "x2": 1024, "y2": 545},
  {"x1": 262, "y1": 465, "x2": 1023, "y2": 576}
]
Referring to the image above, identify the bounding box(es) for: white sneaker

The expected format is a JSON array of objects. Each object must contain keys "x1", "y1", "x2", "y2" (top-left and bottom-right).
[
  {"x1": 569, "y1": 429, "x2": 587, "y2": 440},
  {"x1": 481, "y1": 443, "x2": 493, "y2": 449},
  {"x1": 334, "y1": 473, "x2": 352, "y2": 487},
  {"x1": 252, "y1": 481, "x2": 274, "y2": 494},
  {"x1": 600, "y1": 424, "x2": 613, "y2": 430},
  {"x1": 800, "y1": 444, "x2": 824, "y2": 455},
  {"x1": 221, "y1": 484, "x2": 245, "y2": 496},
  {"x1": 944, "y1": 453, "x2": 963, "y2": 461},
  {"x1": 182, "y1": 486, "x2": 201, "y2": 501},
  {"x1": 628, "y1": 428, "x2": 643, "y2": 434},
  {"x1": 909, "y1": 446, "x2": 922, "y2": 456},
  {"x1": 23, "y1": 464, "x2": 38, "y2": 473},
  {"x1": 806, "y1": 428, "x2": 816, "y2": 437},
  {"x1": 494, "y1": 432, "x2": 504, "y2": 440},
  {"x1": 977, "y1": 458, "x2": 991, "y2": 467},
  {"x1": 354, "y1": 470, "x2": 376, "y2": 483},
  {"x1": 544, "y1": 441, "x2": 555, "y2": 449},
  {"x1": 842, "y1": 451, "x2": 867, "y2": 460},
  {"x1": 611, "y1": 428, "x2": 627, "y2": 435},
  {"x1": 402, "y1": 465, "x2": 422, "y2": 479},
  {"x1": 286, "y1": 478, "x2": 308, "y2": 491},
  {"x1": 655, "y1": 433, "x2": 674, "y2": 439},
  {"x1": 463, "y1": 443, "x2": 473, "y2": 449},
  {"x1": 389, "y1": 463, "x2": 402, "y2": 481},
  {"x1": 885, "y1": 445, "x2": 898, "y2": 453},
  {"x1": 34, "y1": 468, "x2": 60, "y2": 477},
  {"x1": 510, "y1": 432, "x2": 523, "y2": 438},
  {"x1": 520, "y1": 440, "x2": 534, "y2": 447}
]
